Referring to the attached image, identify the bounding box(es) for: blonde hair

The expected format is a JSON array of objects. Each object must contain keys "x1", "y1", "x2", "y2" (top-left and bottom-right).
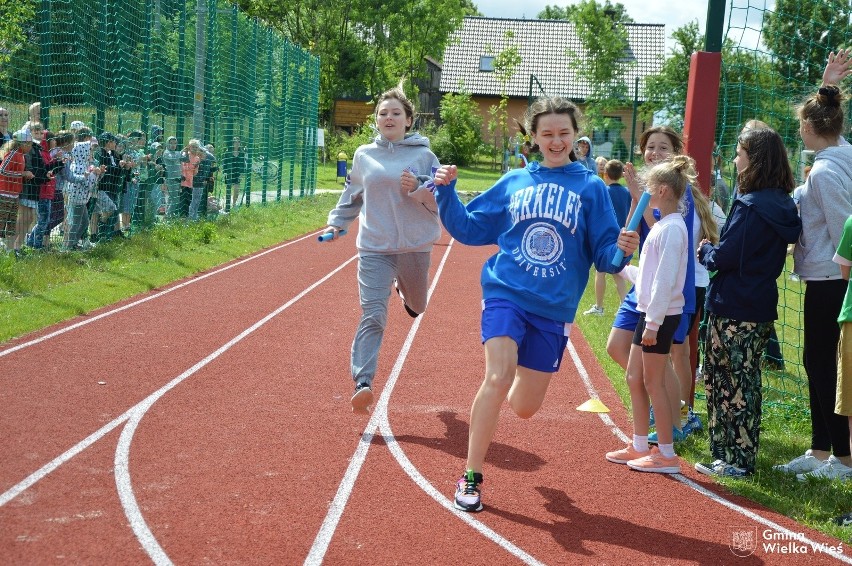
[
  {"x1": 641, "y1": 155, "x2": 696, "y2": 203},
  {"x1": 691, "y1": 185, "x2": 719, "y2": 244}
]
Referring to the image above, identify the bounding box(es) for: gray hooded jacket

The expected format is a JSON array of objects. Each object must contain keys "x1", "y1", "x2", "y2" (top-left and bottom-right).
[
  {"x1": 327, "y1": 132, "x2": 440, "y2": 253},
  {"x1": 793, "y1": 144, "x2": 852, "y2": 279}
]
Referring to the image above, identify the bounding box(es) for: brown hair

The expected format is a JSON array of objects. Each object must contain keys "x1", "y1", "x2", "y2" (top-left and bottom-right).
[
  {"x1": 53, "y1": 130, "x2": 74, "y2": 147},
  {"x1": 798, "y1": 85, "x2": 846, "y2": 140},
  {"x1": 736, "y1": 127, "x2": 796, "y2": 195},
  {"x1": 637, "y1": 125, "x2": 684, "y2": 155},
  {"x1": 375, "y1": 78, "x2": 415, "y2": 132},
  {"x1": 521, "y1": 97, "x2": 582, "y2": 160},
  {"x1": 604, "y1": 159, "x2": 624, "y2": 181}
]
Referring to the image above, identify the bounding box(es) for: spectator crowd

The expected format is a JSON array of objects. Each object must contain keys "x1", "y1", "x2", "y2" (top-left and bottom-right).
[{"x1": 0, "y1": 103, "x2": 249, "y2": 257}]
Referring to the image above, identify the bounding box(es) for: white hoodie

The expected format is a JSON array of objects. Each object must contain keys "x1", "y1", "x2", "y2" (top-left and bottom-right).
[
  {"x1": 327, "y1": 132, "x2": 440, "y2": 254},
  {"x1": 794, "y1": 144, "x2": 852, "y2": 279}
]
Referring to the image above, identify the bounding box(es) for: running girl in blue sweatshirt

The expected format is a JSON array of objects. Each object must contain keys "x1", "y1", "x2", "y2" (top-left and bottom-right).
[{"x1": 432, "y1": 97, "x2": 640, "y2": 512}]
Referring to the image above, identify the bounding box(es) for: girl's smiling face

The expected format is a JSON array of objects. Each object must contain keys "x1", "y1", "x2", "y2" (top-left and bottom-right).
[
  {"x1": 376, "y1": 98, "x2": 411, "y2": 143},
  {"x1": 532, "y1": 113, "x2": 577, "y2": 168},
  {"x1": 643, "y1": 132, "x2": 675, "y2": 165}
]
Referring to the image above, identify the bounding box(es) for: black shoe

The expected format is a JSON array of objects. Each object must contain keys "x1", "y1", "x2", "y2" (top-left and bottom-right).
[
  {"x1": 835, "y1": 512, "x2": 852, "y2": 526},
  {"x1": 454, "y1": 470, "x2": 484, "y2": 512},
  {"x1": 394, "y1": 279, "x2": 420, "y2": 318},
  {"x1": 351, "y1": 382, "x2": 373, "y2": 414}
]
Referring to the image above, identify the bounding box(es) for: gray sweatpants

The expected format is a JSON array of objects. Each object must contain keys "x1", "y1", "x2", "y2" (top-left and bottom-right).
[{"x1": 351, "y1": 251, "x2": 431, "y2": 387}]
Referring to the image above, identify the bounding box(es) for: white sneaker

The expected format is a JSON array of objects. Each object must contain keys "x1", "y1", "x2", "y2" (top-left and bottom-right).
[
  {"x1": 797, "y1": 455, "x2": 852, "y2": 482},
  {"x1": 773, "y1": 450, "x2": 825, "y2": 474},
  {"x1": 583, "y1": 305, "x2": 604, "y2": 316}
]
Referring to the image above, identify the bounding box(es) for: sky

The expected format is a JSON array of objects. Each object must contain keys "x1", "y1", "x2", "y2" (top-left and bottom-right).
[{"x1": 473, "y1": 0, "x2": 769, "y2": 53}]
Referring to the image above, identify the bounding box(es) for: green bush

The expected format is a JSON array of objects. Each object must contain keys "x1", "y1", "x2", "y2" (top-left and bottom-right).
[
  {"x1": 432, "y1": 91, "x2": 483, "y2": 167},
  {"x1": 326, "y1": 124, "x2": 376, "y2": 163}
]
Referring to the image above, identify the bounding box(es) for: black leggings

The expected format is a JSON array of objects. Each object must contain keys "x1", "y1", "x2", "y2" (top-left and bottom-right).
[{"x1": 803, "y1": 279, "x2": 850, "y2": 457}]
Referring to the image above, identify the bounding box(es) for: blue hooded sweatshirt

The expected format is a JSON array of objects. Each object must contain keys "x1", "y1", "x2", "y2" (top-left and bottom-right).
[
  {"x1": 433, "y1": 160, "x2": 630, "y2": 323},
  {"x1": 699, "y1": 187, "x2": 802, "y2": 322}
]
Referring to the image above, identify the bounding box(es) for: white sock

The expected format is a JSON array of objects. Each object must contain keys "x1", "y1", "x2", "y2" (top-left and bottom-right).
[
  {"x1": 658, "y1": 443, "x2": 676, "y2": 458},
  {"x1": 633, "y1": 435, "x2": 649, "y2": 453}
]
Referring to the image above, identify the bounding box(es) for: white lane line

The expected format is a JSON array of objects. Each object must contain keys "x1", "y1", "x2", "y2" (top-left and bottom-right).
[
  {"x1": 0, "y1": 255, "x2": 357, "y2": 512},
  {"x1": 566, "y1": 341, "x2": 851, "y2": 563},
  {"x1": 0, "y1": 231, "x2": 323, "y2": 359},
  {"x1": 305, "y1": 241, "x2": 547, "y2": 566},
  {"x1": 112, "y1": 254, "x2": 358, "y2": 565}
]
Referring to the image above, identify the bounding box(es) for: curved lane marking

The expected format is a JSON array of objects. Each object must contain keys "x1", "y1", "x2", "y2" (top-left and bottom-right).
[
  {"x1": 0, "y1": 254, "x2": 357, "y2": 515},
  {"x1": 0, "y1": 231, "x2": 323, "y2": 359}
]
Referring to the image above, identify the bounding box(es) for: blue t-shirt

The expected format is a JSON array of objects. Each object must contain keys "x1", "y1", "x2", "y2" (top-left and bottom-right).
[{"x1": 607, "y1": 183, "x2": 631, "y2": 227}]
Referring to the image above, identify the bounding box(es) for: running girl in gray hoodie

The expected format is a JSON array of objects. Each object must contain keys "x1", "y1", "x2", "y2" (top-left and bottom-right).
[{"x1": 322, "y1": 83, "x2": 441, "y2": 414}]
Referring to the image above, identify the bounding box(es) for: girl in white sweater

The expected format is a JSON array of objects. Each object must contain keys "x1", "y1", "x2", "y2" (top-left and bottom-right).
[{"x1": 605, "y1": 155, "x2": 693, "y2": 474}]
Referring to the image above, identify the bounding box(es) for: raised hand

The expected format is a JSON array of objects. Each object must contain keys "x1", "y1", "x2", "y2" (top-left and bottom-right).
[
  {"x1": 624, "y1": 162, "x2": 643, "y2": 201},
  {"x1": 823, "y1": 48, "x2": 852, "y2": 86}
]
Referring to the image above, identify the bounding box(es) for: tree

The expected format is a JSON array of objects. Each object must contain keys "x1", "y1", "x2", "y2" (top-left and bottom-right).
[
  {"x1": 538, "y1": 1, "x2": 633, "y2": 23},
  {"x1": 763, "y1": 0, "x2": 852, "y2": 90},
  {"x1": 432, "y1": 90, "x2": 482, "y2": 166},
  {"x1": 238, "y1": 0, "x2": 477, "y2": 122},
  {"x1": 0, "y1": 0, "x2": 37, "y2": 100},
  {"x1": 484, "y1": 30, "x2": 521, "y2": 171},
  {"x1": 567, "y1": 0, "x2": 633, "y2": 136}
]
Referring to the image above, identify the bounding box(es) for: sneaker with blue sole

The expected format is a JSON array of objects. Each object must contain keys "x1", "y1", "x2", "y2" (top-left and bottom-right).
[
  {"x1": 695, "y1": 460, "x2": 751, "y2": 478},
  {"x1": 684, "y1": 408, "x2": 702, "y2": 434},
  {"x1": 648, "y1": 426, "x2": 689, "y2": 445}
]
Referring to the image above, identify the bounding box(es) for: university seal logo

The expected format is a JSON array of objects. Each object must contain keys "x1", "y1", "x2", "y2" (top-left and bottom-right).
[{"x1": 521, "y1": 222, "x2": 562, "y2": 265}]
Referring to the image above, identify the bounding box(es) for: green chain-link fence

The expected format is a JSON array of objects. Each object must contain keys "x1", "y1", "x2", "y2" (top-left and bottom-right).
[
  {"x1": 1, "y1": 0, "x2": 319, "y2": 224},
  {"x1": 712, "y1": 0, "x2": 852, "y2": 410}
]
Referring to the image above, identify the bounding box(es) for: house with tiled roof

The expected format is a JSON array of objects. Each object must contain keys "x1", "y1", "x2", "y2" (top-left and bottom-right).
[{"x1": 434, "y1": 16, "x2": 665, "y2": 158}]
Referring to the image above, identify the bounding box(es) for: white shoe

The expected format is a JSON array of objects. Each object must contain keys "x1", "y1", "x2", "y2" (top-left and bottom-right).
[
  {"x1": 797, "y1": 456, "x2": 852, "y2": 482},
  {"x1": 773, "y1": 450, "x2": 825, "y2": 474},
  {"x1": 583, "y1": 305, "x2": 604, "y2": 316},
  {"x1": 351, "y1": 384, "x2": 373, "y2": 414}
]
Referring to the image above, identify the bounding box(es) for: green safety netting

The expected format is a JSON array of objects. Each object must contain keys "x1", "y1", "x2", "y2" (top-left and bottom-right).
[
  {"x1": 0, "y1": 0, "x2": 319, "y2": 223},
  {"x1": 712, "y1": 0, "x2": 852, "y2": 410}
]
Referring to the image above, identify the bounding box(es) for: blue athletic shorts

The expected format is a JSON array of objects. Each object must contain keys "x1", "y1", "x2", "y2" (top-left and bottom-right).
[
  {"x1": 612, "y1": 290, "x2": 640, "y2": 332},
  {"x1": 481, "y1": 298, "x2": 570, "y2": 373}
]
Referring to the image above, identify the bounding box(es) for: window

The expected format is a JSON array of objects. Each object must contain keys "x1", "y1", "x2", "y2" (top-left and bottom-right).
[{"x1": 479, "y1": 56, "x2": 495, "y2": 72}]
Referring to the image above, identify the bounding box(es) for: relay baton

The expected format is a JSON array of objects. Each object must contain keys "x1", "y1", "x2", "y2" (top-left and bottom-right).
[
  {"x1": 318, "y1": 229, "x2": 347, "y2": 242},
  {"x1": 611, "y1": 191, "x2": 651, "y2": 267}
]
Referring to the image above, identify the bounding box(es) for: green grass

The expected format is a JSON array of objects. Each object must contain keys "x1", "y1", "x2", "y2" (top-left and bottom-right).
[
  {"x1": 0, "y1": 195, "x2": 337, "y2": 342},
  {"x1": 574, "y1": 268, "x2": 851, "y2": 543},
  {"x1": 2, "y1": 164, "x2": 850, "y2": 545}
]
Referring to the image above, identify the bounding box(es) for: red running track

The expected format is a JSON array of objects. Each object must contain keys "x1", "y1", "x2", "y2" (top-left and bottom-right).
[{"x1": 0, "y1": 228, "x2": 848, "y2": 565}]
